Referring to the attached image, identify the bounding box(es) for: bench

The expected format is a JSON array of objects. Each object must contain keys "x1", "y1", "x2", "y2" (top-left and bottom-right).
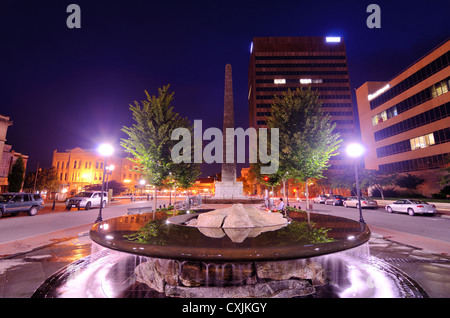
[
  {"x1": 127, "y1": 207, "x2": 154, "y2": 215},
  {"x1": 173, "y1": 201, "x2": 188, "y2": 210}
]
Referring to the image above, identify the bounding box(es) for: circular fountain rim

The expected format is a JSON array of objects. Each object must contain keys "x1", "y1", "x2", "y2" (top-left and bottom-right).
[{"x1": 89, "y1": 211, "x2": 371, "y2": 262}]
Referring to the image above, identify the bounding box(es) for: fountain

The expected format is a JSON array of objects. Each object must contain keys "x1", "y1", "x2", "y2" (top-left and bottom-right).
[{"x1": 32, "y1": 204, "x2": 428, "y2": 298}]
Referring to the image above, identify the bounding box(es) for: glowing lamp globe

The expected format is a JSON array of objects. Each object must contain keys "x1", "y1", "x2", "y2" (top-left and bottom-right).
[
  {"x1": 98, "y1": 143, "x2": 114, "y2": 157},
  {"x1": 346, "y1": 143, "x2": 365, "y2": 158}
]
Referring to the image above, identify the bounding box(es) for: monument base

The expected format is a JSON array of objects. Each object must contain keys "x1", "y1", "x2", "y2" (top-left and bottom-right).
[{"x1": 213, "y1": 181, "x2": 246, "y2": 200}]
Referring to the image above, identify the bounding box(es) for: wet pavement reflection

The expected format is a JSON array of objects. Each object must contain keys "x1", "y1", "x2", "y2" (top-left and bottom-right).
[{"x1": 1, "y1": 232, "x2": 450, "y2": 298}]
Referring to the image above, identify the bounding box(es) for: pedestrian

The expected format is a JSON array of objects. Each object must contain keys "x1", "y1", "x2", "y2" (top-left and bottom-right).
[{"x1": 276, "y1": 197, "x2": 284, "y2": 211}]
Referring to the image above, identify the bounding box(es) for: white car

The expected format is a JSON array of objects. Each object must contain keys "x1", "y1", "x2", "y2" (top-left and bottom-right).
[
  {"x1": 385, "y1": 199, "x2": 437, "y2": 216},
  {"x1": 66, "y1": 191, "x2": 108, "y2": 211},
  {"x1": 343, "y1": 196, "x2": 378, "y2": 209},
  {"x1": 313, "y1": 195, "x2": 329, "y2": 204}
]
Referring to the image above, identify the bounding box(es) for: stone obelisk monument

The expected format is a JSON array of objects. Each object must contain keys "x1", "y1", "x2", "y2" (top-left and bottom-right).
[{"x1": 214, "y1": 64, "x2": 245, "y2": 199}]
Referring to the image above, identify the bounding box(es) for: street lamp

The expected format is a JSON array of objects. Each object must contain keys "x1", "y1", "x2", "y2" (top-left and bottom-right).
[
  {"x1": 346, "y1": 143, "x2": 366, "y2": 224},
  {"x1": 105, "y1": 164, "x2": 115, "y2": 199},
  {"x1": 95, "y1": 143, "x2": 114, "y2": 223}
]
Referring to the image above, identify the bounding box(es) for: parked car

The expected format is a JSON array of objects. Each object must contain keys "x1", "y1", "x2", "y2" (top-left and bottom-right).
[
  {"x1": 324, "y1": 194, "x2": 346, "y2": 206},
  {"x1": 313, "y1": 195, "x2": 329, "y2": 204},
  {"x1": 343, "y1": 196, "x2": 378, "y2": 209},
  {"x1": 0, "y1": 192, "x2": 44, "y2": 217},
  {"x1": 66, "y1": 191, "x2": 107, "y2": 211},
  {"x1": 385, "y1": 199, "x2": 437, "y2": 216}
]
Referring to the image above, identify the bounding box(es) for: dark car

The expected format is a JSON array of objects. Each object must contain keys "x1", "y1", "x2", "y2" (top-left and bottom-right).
[
  {"x1": 325, "y1": 194, "x2": 346, "y2": 206},
  {"x1": 0, "y1": 192, "x2": 45, "y2": 217}
]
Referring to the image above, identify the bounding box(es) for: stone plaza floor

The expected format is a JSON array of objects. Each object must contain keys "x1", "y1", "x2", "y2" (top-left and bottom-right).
[{"x1": 1, "y1": 230, "x2": 449, "y2": 298}]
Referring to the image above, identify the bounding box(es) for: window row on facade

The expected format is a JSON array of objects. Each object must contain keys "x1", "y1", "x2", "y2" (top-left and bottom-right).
[
  {"x1": 55, "y1": 160, "x2": 105, "y2": 170},
  {"x1": 379, "y1": 152, "x2": 449, "y2": 174},
  {"x1": 256, "y1": 102, "x2": 352, "y2": 109},
  {"x1": 256, "y1": 78, "x2": 349, "y2": 84},
  {"x1": 256, "y1": 94, "x2": 351, "y2": 100},
  {"x1": 256, "y1": 86, "x2": 350, "y2": 92},
  {"x1": 369, "y1": 51, "x2": 450, "y2": 110},
  {"x1": 256, "y1": 71, "x2": 348, "y2": 76},
  {"x1": 376, "y1": 127, "x2": 450, "y2": 158},
  {"x1": 58, "y1": 172, "x2": 104, "y2": 182},
  {"x1": 374, "y1": 102, "x2": 450, "y2": 141},
  {"x1": 255, "y1": 111, "x2": 354, "y2": 125},
  {"x1": 372, "y1": 76, "x2": 450, "y2": 126},
  {"x1": 255, "y1": 63, "x2": 347, "y2": 68},
  {"x1": 255, "y1": 55, "x2": 347, "y2": 61}
]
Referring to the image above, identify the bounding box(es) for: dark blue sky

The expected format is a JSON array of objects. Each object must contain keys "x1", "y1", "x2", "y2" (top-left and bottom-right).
[{"x1": 1, "y1": 0, "x2": 449, "y2": 177}]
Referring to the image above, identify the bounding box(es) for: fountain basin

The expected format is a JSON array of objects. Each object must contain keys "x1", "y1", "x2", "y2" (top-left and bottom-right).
[
  {"x1": 33, "y1": 209, "x2": 428, "y2": 298},
  {"x1": 89, "y1": 210, "x2": 371, "y2": 262}
]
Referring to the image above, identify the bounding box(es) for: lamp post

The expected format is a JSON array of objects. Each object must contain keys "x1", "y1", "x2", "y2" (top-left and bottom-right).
[
  {"x1": 105, "y1": 164, "x2": 115, "y2": 201},
  {"x1": 95, "y1": 143, "x2": 114, "y2": 223},
  {"x1": 346, "y1": 143, "x2": 366, "y2": 224}
]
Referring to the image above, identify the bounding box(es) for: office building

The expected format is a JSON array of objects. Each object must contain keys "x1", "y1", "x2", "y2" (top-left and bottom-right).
[
  {"x1": 248, "y1": 37, "x2": 356, "y2": 172},
  {"x1": 355, "y1": 39, "x2": 450, "y2": 196}
]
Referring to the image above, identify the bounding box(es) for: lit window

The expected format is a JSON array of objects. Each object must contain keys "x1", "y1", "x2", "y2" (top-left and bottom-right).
[
  {"x1": 299, "y1": 79, "x2": 312, "y2": 84},
  {"x1": 428, "y1": 133, "x2": 435, "y2": 145},
  {"x1": 431, "y1": 80, "x2": 449, "y2": 98},
  {"x1": 326, "y1": 37, "x2": 341, "y2": 43},
  {"x1": 372, "y1": 116, "x2": 378, "y2": 126},
  {"x1": 274, "y1": 79, "x2": 286, "y2": 84},
  {"x1": 312, "y1": 79, "x2": 323, "y2": 83},
  {"x1": 372, "y1": 106, "x2": 398, "y2": 126},
  {"x1": 410, "y1": 133, "x2": 435, "y2": 150}
]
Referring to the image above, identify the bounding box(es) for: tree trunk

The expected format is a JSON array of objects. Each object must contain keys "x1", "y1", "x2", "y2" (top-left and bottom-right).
[
  {"x1": 305, "y1": 180, "x2": 311, "y2": 224},
  {"x1": 379, "y1": 187, "x2": 385, "y2": 200},
  {"x1": 153, "y1": 187, "x2": 157, "y2": 219}
]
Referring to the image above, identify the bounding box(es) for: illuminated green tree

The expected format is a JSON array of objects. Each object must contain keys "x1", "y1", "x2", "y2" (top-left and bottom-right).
[
  {"x1": 121, "y1": 85, "x2": 200, "y2": 211},
  {"x1": 265, "y1": 88, "x2": 342, "y2": 210}
]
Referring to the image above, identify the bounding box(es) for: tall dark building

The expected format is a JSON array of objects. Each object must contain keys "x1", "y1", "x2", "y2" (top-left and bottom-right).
[{"x1": 248, "y1": 36, "x2": 356, "y2": 172}]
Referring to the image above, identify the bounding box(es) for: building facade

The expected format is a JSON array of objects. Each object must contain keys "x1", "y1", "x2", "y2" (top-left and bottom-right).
[
  {"x1": 0, "y1": 115, "x2": 28, "y2": 193},
  {"x1": 356, "y1": 39, "x2": 450, "y2": 196},
  {"x1": 248, "y1": 37, "x2": 357, "y2": 173},
  {"x1": 52, "y1": 147, "x2": 143, "y2": 195}
]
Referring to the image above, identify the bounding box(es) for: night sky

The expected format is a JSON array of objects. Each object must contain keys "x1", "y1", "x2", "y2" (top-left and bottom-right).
[{"x1": 1, "y1": 0, "x2": 449, "y2": 177}]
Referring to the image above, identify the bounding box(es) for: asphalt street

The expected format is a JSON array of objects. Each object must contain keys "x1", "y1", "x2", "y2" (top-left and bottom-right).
[
  {"x1": 0, "y1": 198, "x2": 173, "y2": 245},
  {"x1": 297, "y1": 202, "x2": 450, "y2": 244}
]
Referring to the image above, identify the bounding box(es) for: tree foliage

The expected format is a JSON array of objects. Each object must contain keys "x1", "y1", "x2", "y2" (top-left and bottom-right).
[
  {"x1": 359, "y1": 169, "x2": 398, "y2": 200},
  {"x1": 266, "y1": 87, "x2": 342, "y2": 182},
  {"x1": 8, "y1": 156, "x2": 25, "y2": 192},
  {"x1": 395, "y1": 173, "x2": 425, "y2": 190},
  {"x1": 121, "y1": 85, "x2": 200, "y2": 204},
  {"x1": 438, "y1": 155, "x2": 450, "y2": 187}
]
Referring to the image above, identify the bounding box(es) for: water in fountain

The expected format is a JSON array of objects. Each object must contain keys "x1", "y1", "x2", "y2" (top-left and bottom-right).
[{"x1": 32, "y1": 208, "x2": 428, "y2": 298}]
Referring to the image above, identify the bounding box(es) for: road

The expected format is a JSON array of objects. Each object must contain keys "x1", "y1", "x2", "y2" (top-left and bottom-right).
[
  {"x1": 0, "y1": 198, "x2": 449, "y2": 250},
  {"x1": 294, "y1": 201, "x2": 450, "y2": 249},
  {"x1": 0, "y1": 198, "x2": 173, "y2": 245}
]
